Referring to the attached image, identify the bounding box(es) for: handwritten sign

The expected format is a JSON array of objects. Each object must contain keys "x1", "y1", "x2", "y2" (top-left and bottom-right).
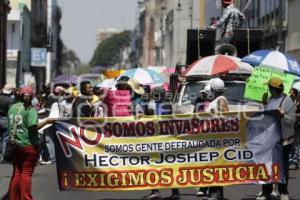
[{"x1": 244, "y1": 66, "x2": 295, "y2": 102}]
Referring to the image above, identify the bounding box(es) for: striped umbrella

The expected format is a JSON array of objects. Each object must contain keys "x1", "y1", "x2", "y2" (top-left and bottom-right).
[
  {"x1": 242, "y1": 50, "x2": 300, "y2": 76},
  {"x1": 118, "y1": 68, "x2": 166, "y2": 84},
  {"x1": 183, "y1": 55, "x2": 253, "y2": 76}
]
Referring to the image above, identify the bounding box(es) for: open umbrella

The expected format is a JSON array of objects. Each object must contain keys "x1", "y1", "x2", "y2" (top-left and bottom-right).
[
  {"x1": 118, "y1": 68, "x2": 166, "y2": 84},
  {"x1": 96, "y1": 79, "x2": 116, "y2": 89},
  {"x1": 242, "y1": 50, "x2": 300, "y2": 76},
  {"x1": 53, "y1": 74, "x2": 78, "y2": 85},
  {"x1": 183, "y1": 55, "x2": 253, "y2": 76},
  {"x1": 90, "y1": 65, "x2": 106, "y2": 74}
]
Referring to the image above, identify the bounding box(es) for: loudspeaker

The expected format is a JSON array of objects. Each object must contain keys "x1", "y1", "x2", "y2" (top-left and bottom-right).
[
  {"x1": 186, "y1": 29, "x2": 216, "y2": 65},
  {"x1": 216, "y1": 43, "x2": 237, "y2": 56},
  {"x1": 232, "y1": 29, "x2": 263, "y2": 58}
]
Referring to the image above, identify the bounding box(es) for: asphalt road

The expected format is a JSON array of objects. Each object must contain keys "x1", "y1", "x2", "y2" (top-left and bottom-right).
[{"x1": 0, "y1": 163, "x2": 299, "y2": 200}]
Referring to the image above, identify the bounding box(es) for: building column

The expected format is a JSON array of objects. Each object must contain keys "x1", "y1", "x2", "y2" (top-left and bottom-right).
[{"x1": 0, "y1": 1, "x2": 10, "y2": 88}]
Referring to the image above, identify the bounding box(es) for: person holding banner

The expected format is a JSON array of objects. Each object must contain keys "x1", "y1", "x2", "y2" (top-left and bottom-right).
[
  {"x1": 72, "y1": 81, "x2": 94, "y2": 117},
  {"x1": 126, "y1": 79, "x2": 146, "y2": 118},
  {"x1": 289, "y1": 83, "x2": 300, "y2": 170},
  {"x1": 8, "y1": 86, "x2": 55, "y2": 200},
  {"x1": 256, "y1": 77, "x2": 296, "y2": 200},
  {"x1": 143, "y1": 86, "x2": 180, "y2": 200},
  {"x1": 196, "y1": 78, "x2": 228, "y2": 200}
]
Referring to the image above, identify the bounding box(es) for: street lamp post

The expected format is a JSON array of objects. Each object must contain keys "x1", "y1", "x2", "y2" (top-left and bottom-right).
[
  {"x1": 277, "y1": 0, "x2": 284, "y2": 52},
  {"x1": 177, "y1": 0, "x2": 193, "y2": 28},
  {"x1": 189, "y1": 0, "x2": 193, "y2": 28},
  {"x1": 0, "y1": 0, "x2": 10, "y2": 88}
]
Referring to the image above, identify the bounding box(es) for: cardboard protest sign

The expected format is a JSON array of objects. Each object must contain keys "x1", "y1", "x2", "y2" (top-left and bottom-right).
[{"x1": 244, "y1": 66, "x2": 295, "y2": 102}]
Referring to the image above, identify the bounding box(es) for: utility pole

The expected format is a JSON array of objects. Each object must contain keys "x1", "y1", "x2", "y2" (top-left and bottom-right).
[
  {"x1": 199, "y1": 0, "x2": 206, "y2": 28},
  {"x1": 189, "y1": 0, "x2": 193, "y2": 28},
  {"x1": 277, "y1": 0, "x2": 284, "y2": 52},
  {"x1": 0, "y1": 0, "x2": 10, "y2": 88}
]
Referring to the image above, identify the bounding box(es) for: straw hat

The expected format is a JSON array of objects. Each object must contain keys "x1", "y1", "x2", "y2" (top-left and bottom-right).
[
  {"x1": 2, "y1": 84, "x2": 13, "y2": 95},
  {"x1": 127, "y1": 79, "x2": 145, "y2": 95},
  {"x1": 268, "y1": 77, "x2": 284, "y2": 89}
]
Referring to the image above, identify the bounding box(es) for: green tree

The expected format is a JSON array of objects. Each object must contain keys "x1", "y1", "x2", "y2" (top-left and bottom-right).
[
  {"x1": 90, "y1": 30, "x2": 131, "y2": 67},
  {"x1": 61, "y1": 43, "x2": 81, "y2": 66}
]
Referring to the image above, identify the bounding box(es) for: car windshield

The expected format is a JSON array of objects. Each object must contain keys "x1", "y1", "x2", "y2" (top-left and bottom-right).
[
  {"x1": 224, "y1": 82, "x2": 246, "y2": 104},
  {"x1": 181, "y1": 81, "x2": 246, "y2": 105},
  {"x1": 181, "y1": 82, "x2": 206, "y2": 105}
]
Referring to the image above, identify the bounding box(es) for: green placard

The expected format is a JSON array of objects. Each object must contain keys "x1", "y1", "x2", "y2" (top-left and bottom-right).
[{"x1": 244, "y1": 66, "x2": 295, "y2": 102}]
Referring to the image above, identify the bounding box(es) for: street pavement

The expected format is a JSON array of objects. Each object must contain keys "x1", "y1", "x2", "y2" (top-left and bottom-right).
[{"x1": 0, "y1": 163, "x2": 299, "y2": 200}]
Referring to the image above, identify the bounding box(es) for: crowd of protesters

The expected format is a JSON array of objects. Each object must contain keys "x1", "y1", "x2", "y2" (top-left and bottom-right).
[{"x1": 0, "y1": 75, "x2": 300, "y2": 200}]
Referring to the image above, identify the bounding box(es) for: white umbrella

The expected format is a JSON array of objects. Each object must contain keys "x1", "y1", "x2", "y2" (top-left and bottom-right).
[
  {"x1": 118, "y1": 68, "x2": 166, "y2": 84},
  {"x1": 96, "y1": 79, "x2": 116, "y2": 89}
]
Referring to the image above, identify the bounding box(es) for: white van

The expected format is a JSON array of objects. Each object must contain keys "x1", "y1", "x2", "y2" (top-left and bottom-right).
[{"x1": 173, "y1": 76, "x2": 262, "y2": 114}]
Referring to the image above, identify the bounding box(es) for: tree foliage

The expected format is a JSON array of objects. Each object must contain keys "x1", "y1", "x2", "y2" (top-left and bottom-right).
[
  {"x1": 61, "y1": 43, "x2": 81, "y2": 66},
  {"x1": 90, "y1": 30, "x2": 131, "y2": 67}
]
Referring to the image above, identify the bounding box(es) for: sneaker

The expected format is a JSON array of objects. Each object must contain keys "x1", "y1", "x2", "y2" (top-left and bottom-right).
[
  {"x1": 280, "y1": 194, "x2": 289, "y2": 200},
  {"x1": 288, "y1": 163, "x2": 298, "y2": 170},
  {"x1": 197, "y1": 191, "x2": 209, "y2": 200},
  {"x1": 40, "y1": 160, "x2": 53, "y2": 165},
  {"x1": 271, "y1": 190, "x2": 280, "y2": 198},
  {"x1": 256, "y1": 196, "x2": 266, "y2": 200},
  {"x1": 256, "y1": 191, "x2": 263, "y2": 197},
  {"x1": 169, "y1": 193, "x2": 181, "y2": 200},
  {"x1": 142, "y1": 192, "x2": 160, "y2": 200},
  {"x1": 256, "y1": 194, "x2": 270, "y2": 200},
  {"x1": 207, "y1": 198, "x2": 218, "y2": 200},
  {"x1": 197, "y1": 191, "x2": 205, "y2": 196}
]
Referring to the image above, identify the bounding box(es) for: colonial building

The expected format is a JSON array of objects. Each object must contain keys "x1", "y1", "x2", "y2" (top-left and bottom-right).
[
  {"x1": 96, "y1": 28, "x2": 120, "y2": 45},
  {"x1": 238, "y1": 0, "x2": 287, "y2": 51},
  {"x1": 286, "y1": 0, "x2": 300, "y2": 61},
  {"x1": 132, "y1": 0, "x2": 221, "y2": 67},
  {"x1": 6, "y1": 0, "x2": 31, "y2": 87}
]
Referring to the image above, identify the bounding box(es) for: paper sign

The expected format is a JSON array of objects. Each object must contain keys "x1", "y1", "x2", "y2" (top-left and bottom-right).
[{"x1": 244, "y1": 66, "x2": 295, "y2": 102}]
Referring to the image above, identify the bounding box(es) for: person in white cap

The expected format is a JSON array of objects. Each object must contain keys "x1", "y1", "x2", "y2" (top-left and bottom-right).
[
  {"x1": 205, "y1": 78, "x2": 229, "y2": 113},
  {"x1": 196, "y1": 78, "x2": 228, "y2": 200},
  {"x1": 0, "y1": 84, "x2": 14, "y2": 161}
]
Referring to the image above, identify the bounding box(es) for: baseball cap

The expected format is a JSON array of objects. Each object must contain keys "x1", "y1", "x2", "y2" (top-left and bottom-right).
[
  {"x1": 222, "y1": 0, "x2": 233, "y2": 4},
  {"x1": 2, "y1": 84, "x2": 13, "y2": 95},
  {"x1": 20, "y1": 86, "x2": 33, "y2": 96},
  {"x1": 54, "y1": 86, "x2": 65, "y2": 94},
  {"x1": 268, "y1": 77, "x2": 284, "y2": 89}
]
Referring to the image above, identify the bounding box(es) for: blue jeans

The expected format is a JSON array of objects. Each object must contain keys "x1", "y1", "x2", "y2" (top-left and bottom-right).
[
  {"x1": 40, "y1": 126, "x2": 55, "y2": 161},
  {"x1": 289, "y1": 127, "x2": 300, "y2": 165},
  {"x1": 222, "y1": 32, "x2": 233, "y2": 44},
  {"x1": 0, "y1": 116, "x2": 9, "y2": 158}
]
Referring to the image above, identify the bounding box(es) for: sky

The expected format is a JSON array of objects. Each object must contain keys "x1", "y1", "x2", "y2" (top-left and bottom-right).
[{"x1": 58, "y1": 0, "x2": 139, "y2": 63}]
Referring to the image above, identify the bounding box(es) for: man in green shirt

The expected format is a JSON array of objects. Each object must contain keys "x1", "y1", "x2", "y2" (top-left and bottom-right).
[{"x1": 8, "y1": 86, "x2": 54, "y2": 200}]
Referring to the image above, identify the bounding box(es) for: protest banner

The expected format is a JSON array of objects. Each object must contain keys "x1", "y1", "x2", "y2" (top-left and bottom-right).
[
  {"x1": 244, "y1": 66, "x2": 295, "y2": 102},
  {"x1": 53, "y1": 111, "x2": 284, "y2": 191}
]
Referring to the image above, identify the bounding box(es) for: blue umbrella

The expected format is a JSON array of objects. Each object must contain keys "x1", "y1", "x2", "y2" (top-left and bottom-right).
[
  {"x1": 118, "y1": 68, "x2": 166, "y2": 84},
  {"x1": 242, "y1": 50, "x2": 300, "y2": 76}
]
